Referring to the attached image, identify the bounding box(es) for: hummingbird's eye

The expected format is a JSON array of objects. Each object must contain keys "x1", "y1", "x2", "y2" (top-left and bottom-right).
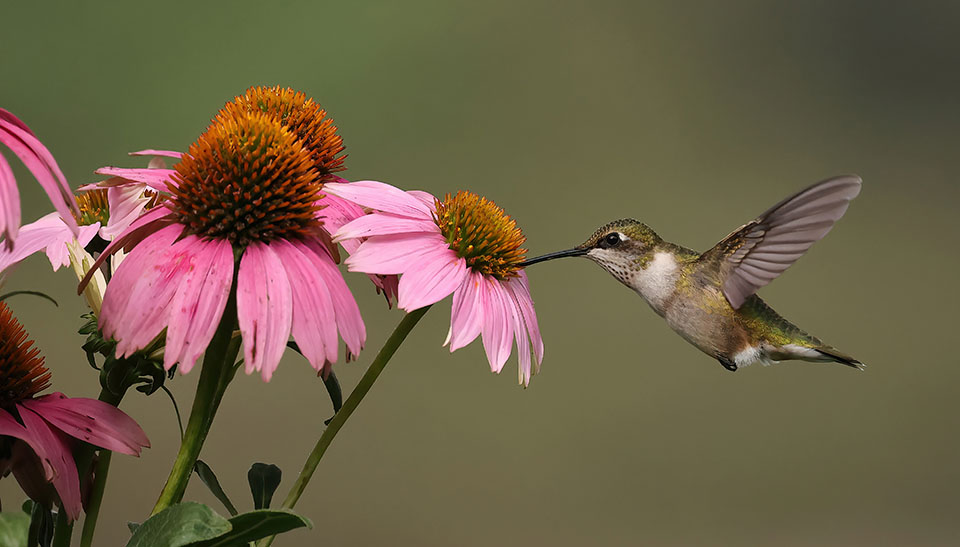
[{"x1": 600, "y1": 232, "x2": 621, "y2": 248}]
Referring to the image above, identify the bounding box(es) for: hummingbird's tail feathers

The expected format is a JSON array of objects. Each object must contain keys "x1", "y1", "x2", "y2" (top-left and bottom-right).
[{"x1": 813, "y1": 346, "x2": 865, "y2": 370}]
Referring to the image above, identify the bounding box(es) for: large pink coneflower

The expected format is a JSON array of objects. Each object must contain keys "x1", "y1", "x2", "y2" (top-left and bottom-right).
[
  {"x1": 82, "y1": 90, "x2": 366, "y2": 381},
  {"x1": 325, "y1": 182, "x2": 544, "y2": 385},
  {"x1": 0, "y1": 109, "x2": 79, "y2": 248},
  {"x1": 0, "y1": 303, "x2": 149, "y2": 521}
]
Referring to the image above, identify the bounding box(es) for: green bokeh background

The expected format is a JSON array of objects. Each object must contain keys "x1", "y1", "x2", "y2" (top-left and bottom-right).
[{"x1": 2, "y1": 1, "x2": 958, "y2": 545}]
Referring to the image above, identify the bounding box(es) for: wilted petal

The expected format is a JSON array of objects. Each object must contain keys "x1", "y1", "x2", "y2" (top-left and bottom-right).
[
  {"x1": 16, "y1": 406, "x2": 82, "y2": 520},
  {"x1": 23, "y1": 393, "x2": 150, "y2": 456},
  {"x1": 237, "y1": 243, "x2": 293, "y2": 381},
  {"x1": 163, "y1": 237, "x2": 235, "y2": 373}
]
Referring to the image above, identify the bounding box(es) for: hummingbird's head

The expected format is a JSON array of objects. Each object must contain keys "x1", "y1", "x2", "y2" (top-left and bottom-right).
[{"x1": 521, "y1": 219, "x2": 661, "y2": 284}]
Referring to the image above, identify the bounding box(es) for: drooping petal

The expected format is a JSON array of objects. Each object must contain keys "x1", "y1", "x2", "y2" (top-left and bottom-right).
[
  {"x1": 0, "y1": 113, "x2": 79, "y2": 238},
  {"x1": 163, "y1": 237, "x2": 235, "y2": 373},
  {"x1": 0, "y1": 153, "x2": 21, "y2": 245},
  {"x1": 16, "y1": 406, "x2": 81, "y2": 520},
  {"x1": 23, "y1": 393, "x2": 150, "y2": 456},
  {"x1": 316, "y1": 191, "x2": 366, "y2": 254},
  {"x1": 129, "y1": 149, "x2": 183, "y2": 159},
  {"x1": 0, "y1": 213, "x2": 98, "y2": 274},
  {"x1": 344, "y1": 232, "x2": 446, "y2": 275},
  {"x1": 0, "y1": 409, "x2": 51, "y2": 479},
  {"x1": 396, "y1": 246, "x2": 468, "y2": 311},
  {"x1": 237, "y1": 242, "x2": 293, "y2": 381},
  {"x1": 93, "y1": 167, "x2": 176, "y2": 193},
  {"x1": 99, "y1": 224, "x2": 185, "y2": 357},
  {"x1": 323, "y1": 181, "x2": 435, "y2": 219},
  {"x1": 480, "y1": 277, "x2": 515, "y2": 373},
  {"x1": 273, "y1": 240, "x2": 339, "y2": 369},
  {"x1": 335, "y1": 212, "x2": 438, "y2": 241},
  {"x1": 303, "y1": 239, "x2": 366, "y2": 357},
  {"x1": 508, "y1": 272, "x2": 544, "y2": 367},
  {"x1": 446, "y1": 270, "x2": 485, "y2": 351}
]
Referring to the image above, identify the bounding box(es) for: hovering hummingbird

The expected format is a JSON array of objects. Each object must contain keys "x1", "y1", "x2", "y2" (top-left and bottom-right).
[{"x1": 523, "y1": 175, "x2": 864, "y2": 372}]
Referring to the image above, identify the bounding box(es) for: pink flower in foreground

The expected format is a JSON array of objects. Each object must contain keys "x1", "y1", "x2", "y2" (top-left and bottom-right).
[
  {"x1": 326, "y1": 182, "x2": 544, "y2": 386},
  {"x1": 0, "y1": 303, "x2": 149, "y2": 520},
  {"x1": 82, "y1": 104, "x2": 365, "y2": 381},
  {"x1": 0, "y1": 108, "x2": 79, "y2": 248}
]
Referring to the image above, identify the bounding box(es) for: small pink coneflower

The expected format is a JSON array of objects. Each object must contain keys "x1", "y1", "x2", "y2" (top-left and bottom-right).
[
  {"x1": 0, "y1": 109, "x2": 79, "y2": 248},
  {"x1": 325, "y1": 182, "x2": 544, "y2": 385},
  {"x1": 83, "y1": 89, "x2": 366, "y2": 380},
  {"x1": 0, "y1": 303, "x2": 149, "y2": 521}
]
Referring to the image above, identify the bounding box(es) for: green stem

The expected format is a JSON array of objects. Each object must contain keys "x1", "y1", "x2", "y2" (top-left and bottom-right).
[
  {"x1": 151, "y1": 293, "x2": 239, "y2": 515},
  {"x1": 51, "y1": 507, "x2": 71, "y2": 547},
  {"x1": 258, "y1": 305, "x2": 430, "y2": 547},
  {"x1": 79, "y1": 451, "x2": 111, "y2": 547}
]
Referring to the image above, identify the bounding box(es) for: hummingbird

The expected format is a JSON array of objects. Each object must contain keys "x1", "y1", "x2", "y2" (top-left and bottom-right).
[{"x1": 522, "y1": 175, "x2": 864, "y2": 372}]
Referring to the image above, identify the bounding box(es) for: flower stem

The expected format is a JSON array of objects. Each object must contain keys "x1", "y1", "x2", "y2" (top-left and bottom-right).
[
  {"x1": 151, "y1": 293, "x2": 239, "y2": 515},
  {"x1": 257, "y1": 305, "x2": 431, "y2": 547},
  {"x1": 78, "y1": 451, "x2": 111, "y2": 547}
]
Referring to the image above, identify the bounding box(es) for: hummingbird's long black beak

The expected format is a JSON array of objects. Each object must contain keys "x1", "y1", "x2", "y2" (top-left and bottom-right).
[{"x1": 519, "y1": 248, "x2": 588, "y2": 267}]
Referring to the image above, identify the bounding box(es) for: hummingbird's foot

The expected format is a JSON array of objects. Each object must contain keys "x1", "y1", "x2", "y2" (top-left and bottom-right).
[{"x1": 717, "y1": 356, "x2": 738, "y2": 372}]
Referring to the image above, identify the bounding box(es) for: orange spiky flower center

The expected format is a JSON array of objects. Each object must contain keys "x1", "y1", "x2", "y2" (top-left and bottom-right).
[
  {"x1": 73, "y1": 189, "x2": 110, "y2": 227},
  {"x1": 435, "y1": 191, "x2": 527, "y2": 279},
  {"x1": 220, "y1": 85, "x2": 346, "y2": 181},
  {"x1": 169, "y1": 110, "x2": 323, "y2": 245},
  {"x1": 0, "y1": 303, "x2": 51, "y2": 410}
]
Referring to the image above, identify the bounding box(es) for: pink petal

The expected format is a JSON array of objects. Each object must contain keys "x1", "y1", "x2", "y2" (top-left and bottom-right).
[
  {"x1": 0, "y1": 213, "x2": 98, "y2": 274},
  {"x1": 129, "y1": 149, "x2": 183, "y2": 159},
  {"x1": 77, "y1": 205, "x2": 173, "y2": 293},
  {"x1": 0, "y1": 153, "x2": 21, "y2": 245},
  {"x1": 335, "y1": 212, "x2": 438, "y2": 241},
  {"x1": 23, "y1": 393, "x2": 150, "y2": 455},
  {"x1": 407, "y1": 190, "x2": 437, "y2": 209},
  {"x1": 480, "y1": 277, "x2": 515, "y2": 373},
  {"x1": 0, "y1": 118, "x2": 79, "y2": 237},
  {"x1": 101, "y1": 184, "x2": 150, "y2": 240},
  {"x1": 446, "y1": 270, "x2": 485, "y2": 351},
  {"x1": 94, "y1": 167, "x2": 176, "y2": 193},
  {"x1": 303, "y1": 240, "x2": 366, "y2": 357},
  {"x1": 100, "y1": 224, "x2": 185, "y2": 357},
  {"x1": 273, "y1": 241, "x2": 339, "y2": 369},
  {"x1": 163, "y1": 237, "x2": 235, "y2": 373},
  {"x1": 237, "y1": 242, "x2": 293, "y2": 381},
  {"x1": 344, "y1": 232, "x2": 446, "y2": 275},
  {"x1": 323, "y1": 181, "x2": 435, "y2": 219},
  {"x1": 397, "y1": 246, "x2": 468, "y2": 311},
  {"x1": 317, "y1": 192, "x2": 366, "y2": 251},
  {"x1": 17, "y1": 406, "x2": 82, "y2": 520},
  {"x1": 0, "y1": 409, "x2": 51, "y2": 478},
  {"x1": 509, "y1": 272, "x2": 544, "y2": 367}
]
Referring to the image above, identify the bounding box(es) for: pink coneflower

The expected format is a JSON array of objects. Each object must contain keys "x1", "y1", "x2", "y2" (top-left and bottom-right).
[
  {"x1": 325, "y1": 182, "x2": 544, "y2": 385},
  {"x1": 84, "y1": 93, "x2": 366, "y2": 380},
  {"x1": 0, "y1": 109, "x2": 79, "y2": 248},
  {"x1": 0, "y1": 303, "x2": 149, "y2": 521}
]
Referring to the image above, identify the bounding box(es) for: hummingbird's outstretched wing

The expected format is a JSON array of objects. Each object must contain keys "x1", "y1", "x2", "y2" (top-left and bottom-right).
[{"x1": 703, "y1": 175, "x2": 862, "y2": 309}]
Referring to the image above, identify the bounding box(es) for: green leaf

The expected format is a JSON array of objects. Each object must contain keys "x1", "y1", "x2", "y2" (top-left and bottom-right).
[
  {"x1": 247, "y1": 463, "x2": 281, "y2": 510},
  {"x1": 127, "y1": 522, "x2": 140, "y2": 534},
  {"x1": 191, "y1": 510, "x2": 311, "y2": 546},
  {"x1": 194, "y1": 460, "x2": 238, "y2": 516},
  {"x1": 125, "y1": 502, "x2": 231, "y2": 547},
  {"x1": 0, "y1": 512, "x2": 30, "y2": 547}
]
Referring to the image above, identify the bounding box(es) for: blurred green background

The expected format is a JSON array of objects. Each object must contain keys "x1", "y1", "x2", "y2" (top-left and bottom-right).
[{"x1": 2, "y1": 1, "x2": 959, "y2": 545}]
